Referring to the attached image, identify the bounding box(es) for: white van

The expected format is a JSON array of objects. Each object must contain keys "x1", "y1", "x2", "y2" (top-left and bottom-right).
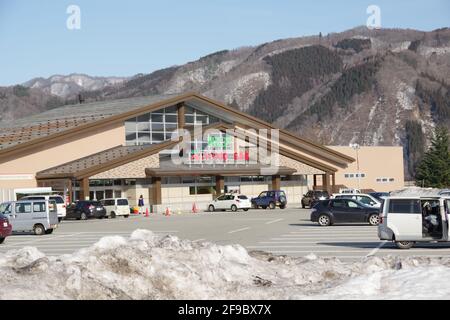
[
  {"x1": 0, "y1": 199, "x2": 59, "y2": 235},
  {"x1": 378, "y1": 196, "x2": 450, "y2": 249},
  {"x1": 21, "y1": 195, "x2": 66, "y2": 222},
  {"x1": 100, "y1": 198, "x2": 130, "y2": 218}
]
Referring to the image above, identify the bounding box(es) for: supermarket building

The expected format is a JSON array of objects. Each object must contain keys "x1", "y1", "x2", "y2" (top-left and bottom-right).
[{"x1": 0, "y1": 93, "x2": 403, "y2": 211}]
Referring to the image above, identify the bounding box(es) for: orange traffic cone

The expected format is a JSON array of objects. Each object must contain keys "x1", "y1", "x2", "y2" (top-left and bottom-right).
[
  {"x1": 192, "y1": 202, "x2": 198, "y2": 214},
  {"x1": 145, "y1": 207, "x2": 149, "y2": 217}
]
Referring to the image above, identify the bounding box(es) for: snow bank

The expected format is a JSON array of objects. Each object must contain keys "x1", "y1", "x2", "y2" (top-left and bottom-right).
[{"x1": 1, "y1": 230, "x2": 450, "y2": 300}]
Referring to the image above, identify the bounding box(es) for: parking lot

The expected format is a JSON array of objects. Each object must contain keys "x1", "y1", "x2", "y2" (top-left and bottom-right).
[{"x1": 2, "y1": 207, "x2": 450, "y2": 261}]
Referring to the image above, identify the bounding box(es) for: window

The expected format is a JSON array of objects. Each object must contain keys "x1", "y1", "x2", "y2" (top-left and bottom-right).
[
  {"x1": 344, "y1": 173, "x2": 366, "y2": 179},
  {"x1": 125, "y1": 106, "x2": 179, "y2": 146},
  {"x1": 259, "y1": 192, "x2": 268, "y2": 198},
  {"x1": 332, "y1": 200, "x2": 346, "y2": 208},
  {"x1": 377, "y1": 177, "x2": 395, "y2": 183},
  {"x1": 357, "y1": 196, "x2": 373, "y2": 206},
  {"x1": 117, "y1": 199, "x2": 128, "y2": 206},
  {"x1": 32, "y1": 202, "x2": 46, "y2": 213},
  {"x1": 50, "y1": 196, "x2": 64, "y2": 204},
  {"x1": 15, "y1": 203, "x2": 32, "y2": 213},
  {"x1": 0, "y1": 203, "x2": 11, "y2": 214},
  {"x1": 347, "y1": 200, "x2": 359, "y2": 208},
  {"x1": 238, "y1": 195, "x2": 248, "y2": 200},
  {"x1": 389, "y1": 199, "x2": 421, "y2": 214}
]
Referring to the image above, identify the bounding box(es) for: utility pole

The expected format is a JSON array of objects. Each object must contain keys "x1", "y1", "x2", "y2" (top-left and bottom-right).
[{"x1": 349, "y1": 143, "x2": 361, "y2": 190}]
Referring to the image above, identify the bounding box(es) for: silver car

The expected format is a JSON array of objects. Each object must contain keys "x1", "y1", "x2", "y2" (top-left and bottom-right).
[{"x1": 0, "y1": 200, "x2": 59, "y2": 235}]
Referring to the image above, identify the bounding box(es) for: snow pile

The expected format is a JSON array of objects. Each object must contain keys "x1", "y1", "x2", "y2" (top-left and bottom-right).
[{"x1": 1, "y1": 230, "x2": 450, "y2": 299}]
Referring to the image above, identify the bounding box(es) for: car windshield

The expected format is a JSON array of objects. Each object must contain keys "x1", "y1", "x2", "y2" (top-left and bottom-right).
[{"x1": 0, "y1": 203, "x2": 10, "y2": 214}]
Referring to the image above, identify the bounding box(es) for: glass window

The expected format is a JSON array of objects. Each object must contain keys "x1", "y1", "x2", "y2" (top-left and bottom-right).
[
  {"x1": 50, "y1": 196, "x2": 64, "y2": 204},
  {"x1": 259, "y1": 192, "x2": 267, "y2": 197},
  {"x1": 152, "y1": 132, "x2": 164, "y2": 142},
  {"x1": 138, "y1": 132, "x2": 151, "y2": 142},
  {"x1": 32, "y1": 202, "x2": 46, "y2": 213},
  {"x1": 165, "y1": 114, "x2": 177, "y2": 123},
  {"x1": 137, "y1": 114, "x2": 150, "y2": 122},
  {"x1": 16, "y1": 203, "x2": 32, "y2": 213},
  {"x1": 347, "y1": 200, "x2": 359, "y2": 208},
  {"x1": 151, "y1": 122, "x2": 164, "y2": 131},
  {"x1": 125, "y1": 120, "x2": 136, "y2": 131},
  {"x1": 389, "y1": 199, "x2": 421, "y2": 214},
  {"x1": 238, "y1": 195, "x2": 248, "y2": 200},
  {"x1": 137, "y1": 122, "x2": 150, "y2": 132},
  {"x1": 332, "y1": 200, "x2": 346, "y2": 208},
  {"x1": 0, "y1": 203, "x2": 11, "y2": 214},
  {"x1": 117, "y1": 199, "x2": 128, "y2": 206},
  {"x1": 151, "y1": 113, "x2": 163, "y2": 122}
]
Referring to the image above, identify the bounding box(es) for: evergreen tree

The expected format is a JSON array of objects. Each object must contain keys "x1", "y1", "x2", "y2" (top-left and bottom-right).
[{"x1": 415, "y1": 127, "x2": 450, "y2": 188}]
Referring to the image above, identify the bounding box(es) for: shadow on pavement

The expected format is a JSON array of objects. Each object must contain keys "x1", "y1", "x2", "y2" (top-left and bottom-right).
[{"x1": 289, "y1": 223, "x2": 376, "y2": 227}]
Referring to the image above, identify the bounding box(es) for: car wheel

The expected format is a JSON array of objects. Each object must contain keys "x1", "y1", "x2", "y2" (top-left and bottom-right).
[
  {"x1": 318, "y1": 214, "x2": 331, "y2": 227},
  {"x1": 0, "y1": 237, "x2": 5, "y2": 244},
  {"x1": 243, "y1": 209, "x2": 249, "y2": 212},
  {"x1": 111, "y1": 212, "x2": 116, "y2": 219},
  {"x1": 302, "y1": 203, "x2": 305, "y2": 209},
  {"x1": 269, "y1": 202, "x2": 276, "y2": 210},
  {"x1": 252, "y1": 203, "x2": 258, "y2": 209},
  {"x1": 208, "y1": 205, "x2": 215, "y2": 212},
  {"x1": 395, "y1": 241, "x2": 415, "y2": 249},
  {"x1": 80, "y1": 212, "x2": 87, "y2": 220},
  {"x1": 280, "y1": 204, "x2": 286, "y2": 209},
  {"x1": 368, "y1": 214, "x2": 380, "y2": 226},
  {"x1": 124, "y1": 215, "x2": 130, "y2": 218},
  {"x1": 34, "y1": 224, "x2": 45, "y2": 236},
  {"x1": 231, "y1": 205, "x2": 238, "y2": 212},
  {"x1": 261, "y1": 206, "x2": 267, "y2": 210},
  {"x1": 45, "y1": 229, "x2": 54, "y2": 235}
]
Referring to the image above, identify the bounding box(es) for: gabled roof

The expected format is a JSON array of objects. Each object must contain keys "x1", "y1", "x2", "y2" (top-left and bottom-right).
[
  {"x1": 36, "y1": 140, "x2": 178, "y2": 180},
  {"x1": 1, "y1": 92, "x2": 354, "y2": 169}
]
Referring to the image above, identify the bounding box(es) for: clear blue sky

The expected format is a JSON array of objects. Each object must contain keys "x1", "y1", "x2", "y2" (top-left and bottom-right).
[{"x1": 0, "y1": 0, "x2": 449, "y2": 85}]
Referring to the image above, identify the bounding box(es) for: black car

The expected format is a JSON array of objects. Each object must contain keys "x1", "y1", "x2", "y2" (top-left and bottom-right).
[
  {"x1": 65, "y1": 201, "x2": 107, "y2": 220},
  {"x1": 301, "y1": 190, "x2": 330, "y2": 208},
  {"x1": 310, "y1": 199, "x2": 380, "y2": 226}
]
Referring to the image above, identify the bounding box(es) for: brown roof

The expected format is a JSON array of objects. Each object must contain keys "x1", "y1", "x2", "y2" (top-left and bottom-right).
[
  {"x1": 146, "y1": 165, "x2": 297, "y2": 177},
  {"x1": 3, "y1": 92, "x2": 354, "y2": 173},
  {"x1": 36, "y1": 140, "x2": 178, "y2": 180}
]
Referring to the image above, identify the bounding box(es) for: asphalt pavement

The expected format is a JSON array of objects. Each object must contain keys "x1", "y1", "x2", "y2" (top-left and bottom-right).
[{"x1": 2, "y1": 207, "x2": 450, "y2": 261}]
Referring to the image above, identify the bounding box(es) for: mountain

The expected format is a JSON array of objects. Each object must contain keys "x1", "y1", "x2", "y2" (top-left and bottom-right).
[
  {"x1": 23, "y1": 73, "x2": 129, "y2": 98},
  {"x1": 3, "y1": 27, "x2": 450, "y2": 179}
]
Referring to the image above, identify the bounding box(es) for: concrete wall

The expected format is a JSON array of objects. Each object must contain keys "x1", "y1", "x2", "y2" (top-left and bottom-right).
[
  {"x1": 0, "y1": 123, "x2": 125, "y2": 189},
  {"x1": 328, "y1": 146, "x2": 405, "y2": 192}
]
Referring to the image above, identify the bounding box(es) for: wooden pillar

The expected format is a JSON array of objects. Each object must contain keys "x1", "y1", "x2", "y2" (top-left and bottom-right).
[
  {"x1": 67, "y1": 179, "x2": 73, "y2": 204},
  {"x1": 80, "y1": 177, "x2": 90, "y2": 200},
  {"x1": 332, "y1": 173, "x2": 336, "y2": 193},
  {"x1": 215, "y1": 175, "x2": 224, "y2": 196},
  {"x1": 177, "y1": 103, "x2": 185, "y2": 129},
  {"x1": 272, "y1": 175, "x2": 281, "y2": 190},
  {"x1": 152, "y1": 176, "x2": 162, "y2": 205},
  {"x1": 323, "y1": 173, "x2": 331, "y2": 194},
  {"x1": 313, "y1": 174, "x2": 318, "y2": 190}
]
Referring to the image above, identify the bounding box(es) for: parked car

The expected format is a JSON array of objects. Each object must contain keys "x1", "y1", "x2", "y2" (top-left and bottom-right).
[
  {"x1": 0, "y1": 199, "x2": 58, "y2": 235},
  {"x1": 332, "y1": 193, "x2": 381, "y2": 208},
  {"x1": 301, "y1": 190, "x2": 330, "y2": 208},
  {"x1": 100, "y1": 198, "x2": 130, "y2": 218},
  {"x1": 310, "y1": 198, "x2": 380, "y2": 226},
  {"x1": 368, "y1": 192, "x2": 390, "y2": 201},
  {"x1": 21, "y1": 195, "x2": 66, "y2": 222},
  {"x1": 66, "y1": 201, "x2": 106, "y2": 220},
  {"x1": 0, "y1": 212, "x2": 12, "y2": 243},
  {"x1": 208, "y1": 194, "x2": 251, "y2": 212},
  {"x1": 251, "y1": 190, "x2": 287, "y2": 209},
  {"x1": 339, "y1": 188, "x2": 361, "y2": 194},
  {"x1": 378, "y1": 196, "x2": 450, "y2": 249}
]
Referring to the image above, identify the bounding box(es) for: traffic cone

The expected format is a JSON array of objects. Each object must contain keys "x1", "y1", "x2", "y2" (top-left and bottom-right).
[
  {"x1": 145, "y1": 207, "x2": 149, "y2": 217},
  {"x1": 192, "y1": 202, "x2": 198, "y2": 214}
]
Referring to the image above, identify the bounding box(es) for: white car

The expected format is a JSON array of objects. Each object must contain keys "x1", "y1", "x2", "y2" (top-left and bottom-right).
[
  {"x1": 332, "y1": 193, "x2": 381, "y2": 208},
  {"x1": 208, "y1": 194, "x2": 251, "y2": 212},
  {"x1": 100, "y1": 198, "x2": 130, "y2": 218},
  {"x1": 21, "y1": 195, "x2": 66, "y2": 222}
]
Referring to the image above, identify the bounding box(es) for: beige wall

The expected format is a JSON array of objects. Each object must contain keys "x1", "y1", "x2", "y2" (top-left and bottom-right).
[
  {"x1": 328, "y1": 146, "x2": 404, "y2": 192},
  {"x1": 0, "y1": 123, "x2": 125, "y2": 189}
]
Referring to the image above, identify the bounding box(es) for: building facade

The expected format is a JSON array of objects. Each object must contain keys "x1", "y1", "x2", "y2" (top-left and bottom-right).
[{"x1": 0, "y1": 92, "x2": 402, "y2": 211}]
